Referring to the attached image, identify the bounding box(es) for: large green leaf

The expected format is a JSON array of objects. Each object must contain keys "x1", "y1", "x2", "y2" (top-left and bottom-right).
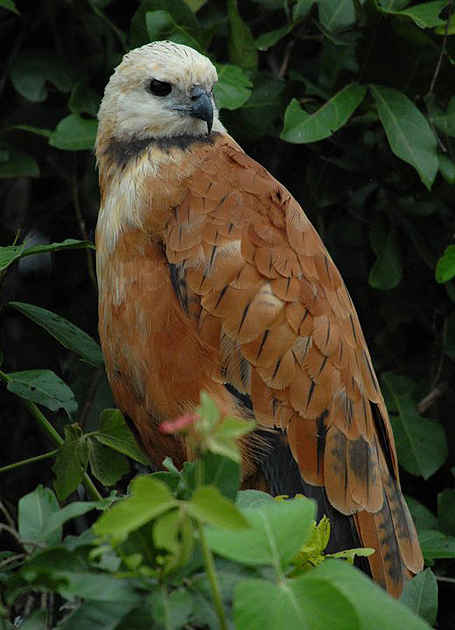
[
  {"x1": 206, "y1": 496, "x2": 314, "y2": 569},
  {"x1": 438, "y1": 488, "x2": 455, "y2": 536},
  {"x1": 318, "y1": 0, "x2": 356, "y2": 32},
  {"x1": 227, "y1": 0, "x2": 258, "y2": 72},
  {"x1": 95, "y1": 476, "x2": 177, "y2": 540},
  {"x1": 188, "y1": 485, "x2": 249, "y2": 529},
  {"x1": 280, "y1": 83, "x2": 366, "y2": 144},
  {"x1": 145, "y1": 10, "x2": 202, "y2": 49},
  {"x1": 214, "y1": 64, "x2": 252, "y2": 111},
  {"x1": 88, "y1": 439, "x2": 130, "y2": 486},
  {"x1": 312, "y1": 560, "x2": 431, "y2": 629},
  {"x1": 400, "y1": 569, "x2": 438, "y2": 626},
  {"x1": 94, "y1": 409, "x2": 149, "y2": 465},
  {"x1": 59, "y1": 601, "x2": 136, "y2": 630},
  {"x1": 6, "y1": 369, "x2": 78, "y2": 415},
  {"x1": 18, "y1": 485, "x2": 61, "y2": 547},
  {"x1": 430, "y1": 97, "x2": 455, "y2": 137},
  {"x1": 10, "y1": 301, "x2": 103, "y2": 368},
  {"x1": 0, "y1": 239, "x2": 93, "y2": 272},
  {"x1": 234, "y1": 574, "x2": 360, "y2": 630},
  {"x1": 49, "y1": 114, "x2": 98, "y2": 151},
  {"x1": 376, "y1": 0, "x2": 449, "y2": 28},
  {"x1": 53, "y1": 425, "x2": 90, "y2": 500},
  {"x1": 418, "y1": 529, "x2": 455, "y2": 560},
  {"x1": 10, "y1": 50, "x2": 77, "y2": 102},
  {"x1": 129, "y1": 0, "x2": 199, "y2": 48},
  {"x1": 0, "y1": 150, "x2": 39, "y2": 178},
  {"x1": 382, "y1": 373, "x2": 447, "y2": 479},
  {"x1": 370, "y1": 85, "x2": 438, "y2": 190}
]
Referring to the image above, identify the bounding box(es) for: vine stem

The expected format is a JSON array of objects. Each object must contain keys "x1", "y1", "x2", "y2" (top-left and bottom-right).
[
  {"x1": 0, "y1": 449, "x2": 58, "y2": 473},
  {"x1": 196, "y1": 521, "x2": 228, "y2": 630},
  {"x1": 0, "y1": 370, "x2": 103, "y2": 501}
]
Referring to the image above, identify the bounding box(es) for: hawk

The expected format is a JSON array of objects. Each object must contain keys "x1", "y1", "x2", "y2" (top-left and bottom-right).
[{"x1": 95, "y1": 41, "x2": 423, "y2": 595}]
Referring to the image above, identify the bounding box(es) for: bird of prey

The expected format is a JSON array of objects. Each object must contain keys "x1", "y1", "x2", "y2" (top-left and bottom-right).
[{"x1": 95, "y1": 41, "x2": 423, "y2": 596}]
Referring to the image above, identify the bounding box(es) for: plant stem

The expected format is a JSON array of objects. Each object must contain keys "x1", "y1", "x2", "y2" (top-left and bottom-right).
[
  {"x1": 0, "y1": 370, "x2": 103, "y2": 501},
  {"x1": 196, "y1": 521, "x2": 227, "y2": 630},
  {"x1": 0, "y1": 449, "x2": 58, "y2": 473}
]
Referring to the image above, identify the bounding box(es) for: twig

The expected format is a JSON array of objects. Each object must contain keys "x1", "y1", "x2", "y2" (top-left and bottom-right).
[
  {"x1": 0, "y1": 449, "x2": 58, "y2": 474},
  {"x1": 418, "y1": 383, "x2": 449, "y2": 415},
  {"x1": 425, "y1": 0, "x2": 454, "y2": 152},
  {"x1": 0, "y1": 499, "x2": 16, "y2": 529},
  {"x1": 72, "y1": 164, "x2": 97, "y2": 291},
  {"x1": 0, "y1": 553, "x2": 25, "y2": 569},
  {"x1": 0, "y1": 370, "x2": 103, "y2": 501},
  {"x1": 279, "y1": 40, "x2": 295, "y2": 78},
  {"x1": 428, "y1": 0, "x2": 453, "y2": 96},
  {"x1": 436, "y1": 575, "x2": 455, "y2": 584}
]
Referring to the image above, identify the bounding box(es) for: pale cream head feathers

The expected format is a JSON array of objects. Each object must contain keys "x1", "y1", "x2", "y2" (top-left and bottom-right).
[{"x1": 97, "y1": 41, "x2": 224, "y2": 141}]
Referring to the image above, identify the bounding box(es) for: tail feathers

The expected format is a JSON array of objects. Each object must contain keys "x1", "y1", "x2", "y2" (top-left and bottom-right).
[{"x1": 354, "y1": 472, "x2": 423, "y2": 597}]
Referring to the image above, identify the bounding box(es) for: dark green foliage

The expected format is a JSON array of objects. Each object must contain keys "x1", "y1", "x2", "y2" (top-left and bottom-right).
[{"x1": 1, "y1": 0, "x2": 455, "y2": 627}]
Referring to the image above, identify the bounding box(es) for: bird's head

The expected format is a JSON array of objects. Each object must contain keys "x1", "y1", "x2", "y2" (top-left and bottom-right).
[{"x1": 97, "y1": 41, "x2": 223, "y2": 143}]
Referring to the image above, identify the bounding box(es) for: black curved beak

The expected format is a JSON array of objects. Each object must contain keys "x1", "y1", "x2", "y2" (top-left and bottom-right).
[{"x1": 189, "y1": 85, "x2": 213, "y2": 135}]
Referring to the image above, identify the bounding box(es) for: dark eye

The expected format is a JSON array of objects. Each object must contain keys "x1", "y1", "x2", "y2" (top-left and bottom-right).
[{"x1": 148, "y1": 79, "x2": 172, "y2": 97}]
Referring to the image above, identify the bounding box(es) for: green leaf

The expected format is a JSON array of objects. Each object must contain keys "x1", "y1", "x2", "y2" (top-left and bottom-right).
[
  {"x1": 206, "y1": 496, "x2": 314, "y2": 569},
  {"x1": 53, "y1": 425, "x2": 89, "y2": 500},
  {"x1": 95, "y1": 409, "x2": 149, "y2": 465},
  {"x1": 88, "y1": 439, "x2": 130, "y2": 486},
  {"x1": 255, "y1": 26, "x2": 292, "y2": 51},
  {"x1": 150, "y1": 589, "x2": 194, "y2": 629},
  {"x1": 400, "y1": 569, "x2": 438, "y2": 626},
  {"x1": 10, "y1": 50, "x2": 77, "y2": 102},
  {"x1": 130, "y1": 0, "x2": 199, "y2": 48},
  {"x1": 0, "y1": 124, "x2": 51, "y2": 137},
  {"x1": 280, "y1": 84, "x2": 366, "y2": 144},
  {"x1": 214, "y1": 64, "x2": 253, "y2": 111},
  {"x1": 237, "y1": 73, "x2": 285, "y2": 141},
  {"x1": 0, "y1": 0, "x2": 19, "y2": 14},
  {"x1": 0, "y1": 149, "x2": 39, "y2": 178},
  {"x1": 318, "y1": 0, "x2": 356, "y2": 32},
  {"x1": 435, "y1": 245, "x2": 455, "y2": 283},
  {"x1": 418, "y1": 529, "x2": 455, "y2": 560},
  {"x1": 95, "y1": 476, "x2": 177, "y2": 540},
  {"x1": 312, "y1": 559, "x2": 431, "y2": 629},
  {"x1": 69, "y1": 84, "x2": 101, "y2": 117},
  {"x1": 430, "y1": 97, "x2": 455, "y2": 137},
  {"x1": 439, "y1": 154, "x2": 455, "y2": 184},
  {"x1": 236, "y1": 489, "x2": 275, "y2": 508},
  {"x1": 10, "y1": 301, "x2": 103, "y2": 368},
  {"x1": 59, "y1": 601, "x2": 136, "y2": 630},
  {"x1": 377, "y1": 0, "x2": 449, "y2": 28},
  {"x1": 0, "y1": 239, "x2": 93, "y2": 272},
  {"x1": 370, "y1": 85, "x2": 438, "y2": 190},
  {"x1": 382, "y1": 373, "x2": 447, "y2": 479},
  {"x1": 369, "y1": 217, "x2": 402, "y2": 290},
  {"x1": 234, "y1": 574, "x2": 360, "y2": 630},
  {"x1": 202, "y1": 451, "x2": 240, "y2": 501},
  {"x1": 53, "y1": 571, "x2": 140, "y2": 603},
  {"x1": 227, "y1": 0, "x2": 258, "y2": 72},
  {"x1": 405, "y1": 496, "x2": 438, "y2": 532},
  {"x1": 438, "y1": 488, "x2": 455, "y2": 536},
  {"x1": 145, "y1": 10, "x2": 202, "y2": 49},
  {"x1": 6, "y1": 369, "x2": 78, "y2": 415},
  {"x1": 18, "y1": 485, "x2": 61, "y2": 547},
  {"x1": 189, "y1": 485, "x2": 249, "y2": 529},
  {"x1": 49, "y1": 115, "x2": 98, "y2": 151},
  {"x1": 206, "y1": 415, "x2": 254, "y2": 463}
]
